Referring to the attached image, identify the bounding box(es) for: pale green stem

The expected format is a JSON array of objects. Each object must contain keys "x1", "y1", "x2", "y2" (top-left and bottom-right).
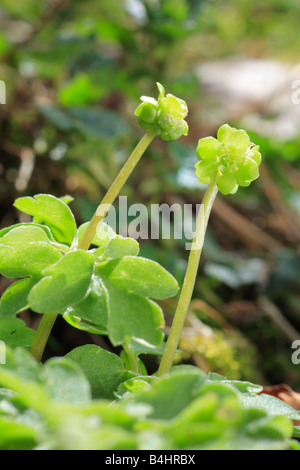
[
  {"x1": 78, "y1": 130, "x2": 156, "y2": 250},
  {"x1": 30, "y1": 130, "x2": 156, "y2": 362},
  {"x1": 30, "y1": 313, "x2": 58, "y2": 362},
  {"x1": 123, "y1": 337, "x2": 142, "y2": 375},
  {"x1": 157, "y1": 178, "x2": 218, "y2": 377}
]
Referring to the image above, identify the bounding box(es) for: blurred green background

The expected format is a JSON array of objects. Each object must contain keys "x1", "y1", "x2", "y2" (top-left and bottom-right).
[{"x1": 1, "y1": 0, "x2": 300, "y2": 387}]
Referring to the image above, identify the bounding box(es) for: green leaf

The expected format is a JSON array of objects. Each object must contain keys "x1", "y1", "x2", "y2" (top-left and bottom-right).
[
  {"x1": 77, "y1": 221, "x2": 116, "y2": 250},
  {"x1": 0, "y1": 225, "x2": 54, "y2": 267},
  {"x1": 41, "y1": 357, "x2": 91, "y2": 404},
  {"x1": 197, "y1": 382, "x2": 242, "y2": 401},
  {"x1": 130, "y1": 338, "x2": 166, "y2": 358},
  {"x1": 0, "y1": 278, "x2": 37, "y2": 318},
  {"x1": 240, "y1": 393, "x2": 300, "y2": 421},
  {"x1": 207, "y1": 374, "x2": 263, "y2": 395},
  {"x1": 290, "y1": 439, "x2": 300, "y2": 450},
  {"x1": 66, "y1": 345, "x2": 134, "y2": 399},
  {"x1": 59, "y1": 195, "x2": 74, "y2": 205},
  {"x1": 0, "y1": 225, "x2": 50, "y2": 248},
  {"x1": 0, "y1": 318, "x2": 35, "y2": 348},
  {"x1": 0, "y1": 347, "x2": 54, "y2": 414},
  {"x1": 0, "y1": 223, "x2": 56, "y2": 243},
  {"x1": 62, "y1": 313, "x2": 107, "y2": 335},
  {"x1": 0, "y1": 417, "x2": 37, "y2": 450},
  {"x1": 136, "y1": 368, "x2": 207, "y2": 420},
  {"x1": 171, "y1": 393, "x2": 221, "y2": 426},
  {"x1": 103, "y1": 236, "x2": 140, "y2": 259},
  {"x1": 0, "y1": 245, "x2": 12, "y2": 260},
  {"x1": 3, "y1": 347, "x2": 41, "y2": 382},
  {"x1": 0, "y1": 242, "x2": 62, "y2": 278},
  {"x1": 28, "y1": 251, "x2": 94, "y2": 313},
  {"x1": 0, "y1": 346, "x2": 294, "y2": 450},
  {"x1": 14, "y1": 194, "x2": 77, "y2": 246},
  {"x1": 114, "y1": 376, "x2": 156, "y2": 400},
  {"x1": 62, "y1": 276, "x2": 108, "y2": 333},
  {"x1": 245, "y1": 414, "x2": 293, "y2": 440},
  {"x1": 98, "y1": 256, "x2": 179, "y2": 299},
  {"x1": 103, "y1": 281, "x2": 165, "y2": 347}
]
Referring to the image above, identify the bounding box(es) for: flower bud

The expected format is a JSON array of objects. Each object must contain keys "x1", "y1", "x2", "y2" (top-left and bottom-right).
[{"x1": 135, "y1": 82, "x2": 188, "y2": 141}]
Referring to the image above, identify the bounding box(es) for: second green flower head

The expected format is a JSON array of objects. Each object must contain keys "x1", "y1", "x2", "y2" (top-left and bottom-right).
[{"x1": 195, "y1": 124, "x2": 262, "y2": 195}]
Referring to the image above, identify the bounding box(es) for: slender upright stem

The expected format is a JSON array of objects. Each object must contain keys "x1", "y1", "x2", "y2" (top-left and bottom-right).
[
  {"x1": 78, "y1": 130, "x2": 156, "y2": 250},
  {"x1": 157, "y1": 178, "x2": 218, "y2": 377},
  {"x1": 30, "y1": 313, "x2": 58, "y2": 362},
  {"x1": 123, "y1": 337, "x2": 142, "y2": 375}
]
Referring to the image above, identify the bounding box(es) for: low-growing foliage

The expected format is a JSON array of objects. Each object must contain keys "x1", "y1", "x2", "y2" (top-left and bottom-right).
[{"x1": 0, "y1": 347, "x2": 298, "y2": 450}]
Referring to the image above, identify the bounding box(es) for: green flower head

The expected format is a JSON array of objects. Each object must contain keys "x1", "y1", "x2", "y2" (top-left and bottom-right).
[
  {"x1": 135, "y1": 82, "x2": 188, "y2": 141},
  {"x1": 195, "y1": 124, "x2": 262, "y2": 195}
]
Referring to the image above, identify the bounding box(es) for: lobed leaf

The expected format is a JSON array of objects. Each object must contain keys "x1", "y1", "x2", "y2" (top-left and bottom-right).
[
  {"x1": 28, "y1": 251, "x2": 95, "y2": 313},
  {"x1": 62, "y1": 276, "x2": 108, "y2": 333},
  {"x1": 103, "y1": 236, "x2": 140, "y2": 259},
  {"x1": 97, "y1": 256, "x2": 179, "y2": 300},
  {"x1": 0, "y1": 242, "x2": 62, "y2": 278},
  {"x1": 0, "y1": 223, "x2": 57, "y2": 243},
  {"x1": 0, "y1": 225, "x2": 50, "y2": 248},
  {"x1": 240, "y1": 393, "x2": 300, "y2": 421},
  {"x1": 77, "y1": 221, "x2": 116, "y2": 250},
  {"x1": 102, "y1": 280, "x2": 165, "y2": 347},
  {"x1": 66, "y1": 345, "x2": 134, "y2": 399},
  {"x1": 41, "y1": 357, "x2": 91, "y2": 404},
  {"x1": 136, "y1": 368, "x2": 207, "y2": 420},
  {"x1": 0, "y1": 320, "x2": 35, "y2": 349},
  {"x1": 14, "y1": 194, "x2": 77, "y2": 246}
]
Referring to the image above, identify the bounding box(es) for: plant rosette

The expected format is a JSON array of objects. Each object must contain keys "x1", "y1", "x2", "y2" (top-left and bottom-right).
[{"x1": 195, "y1": 124, "x2": 262, "y2": 195}]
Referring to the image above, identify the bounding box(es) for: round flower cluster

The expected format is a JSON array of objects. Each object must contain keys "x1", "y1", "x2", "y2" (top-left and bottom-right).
[
  {"x1": 135, "y1": 82, "x2": 188, "y2": 141},
  {"x1": 195, "y1": 124, "x2": 262, "y2": 195}
]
